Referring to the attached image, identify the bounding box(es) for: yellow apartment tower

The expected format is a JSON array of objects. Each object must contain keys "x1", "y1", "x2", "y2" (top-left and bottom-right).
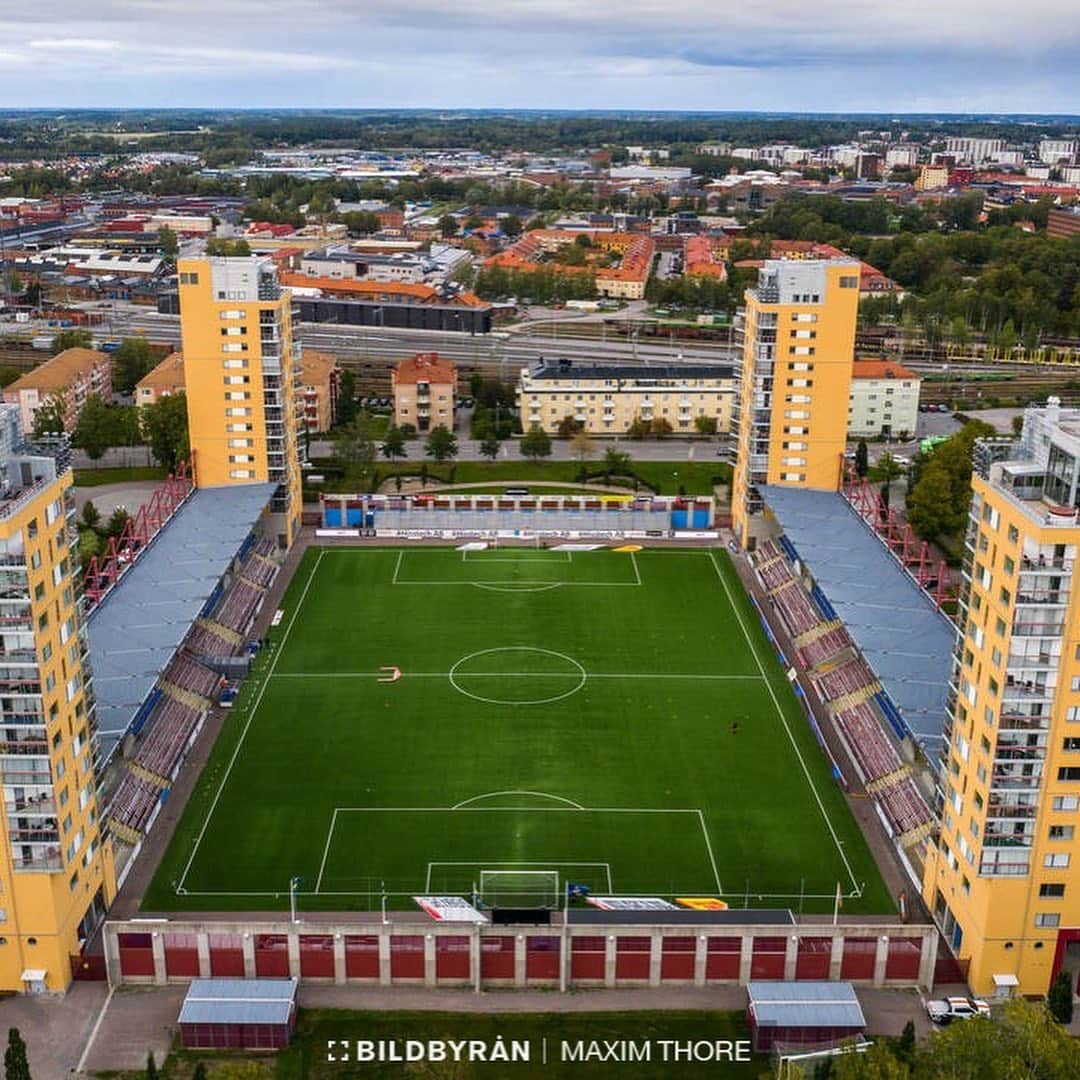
[
  {"x1": 177, "y1": 256, "x2": 303, "y2": 546},
  {"x1": 924, "y1": 399, "x2": 1080, "y2": 998},
  {"x1": 731, "y1": 259, "x2": 861, "y2": 548},
  {"x1": 0, "y1": 408, "x2": 116, "y2": 992}
]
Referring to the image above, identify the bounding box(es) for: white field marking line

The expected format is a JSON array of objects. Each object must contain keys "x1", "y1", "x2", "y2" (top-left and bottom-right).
[
  {"x1": 176, "y1": 549, "x2": 326, "y2": 893},
  {"x1": 332, "y1": 806, "x2": 706, "y2": 813},
  {"x1": 463, "y1": 550, "x2": 572, "y2": 563},
  {"x1": 392, "y1": 550, "x2": 403, "y2": 584},
  {"x1": 696, "y1": 809, "x2": 723, "y2": 893},
  {"x1": 631, "y1": 549, "x2": 641, "y2": 585},
  {"x1": 708, "y1": 549, "x2": 860, "y2": 893},
  {"x1": 314, "y1": 807, "x2": 339, "y2": 893},
  {"x1": 472, "y1": 583, "x2": 563, "y2": 593},
  {"x1": 271, "y1": 671, "x2": 764, "y2": 681},
  {"x1": 426, "y1": 862, "x2": 612, "y2": 893},
  {"x1": 392, "y1": 579, "x2": 640, "y2": 587},
  {"x1": 75, "y1": 984, "x2": 114, "y2": 1074},
  {"x1": 452, "y1": 789, "x2": 586, "y2": 809}
]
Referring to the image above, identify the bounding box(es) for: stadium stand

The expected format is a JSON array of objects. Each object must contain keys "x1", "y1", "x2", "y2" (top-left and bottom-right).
[
  {"x1": 212, "y1": 580, "x2": 263, "y2": 635},
  {"x1": 108, "y1": 773, "x2": 163, "y2": 838},
  {"x1": 796, "y1": 626, "x2": 853, "y2": 670},
  {"x1": 163, "y1": 654, "x2": 220, "y2": 701},
  {"x1": 187, "y1": 622, "x2": 238, "y2": 658},
  {"x1": 752, "y1": 530, "x2": 935, "y2": 851},
  {"x1": 135, "y1": 697, "x2": 201, "y2": 781}
]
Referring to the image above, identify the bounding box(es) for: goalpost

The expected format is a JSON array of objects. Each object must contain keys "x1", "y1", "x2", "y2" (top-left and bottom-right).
[{"x1": 477, "y1": 869, "x2": 561, "y2": 910}]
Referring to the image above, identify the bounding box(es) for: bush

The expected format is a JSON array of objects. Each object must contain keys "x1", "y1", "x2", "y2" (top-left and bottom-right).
[{"x1": 1048, "y1": 969, "x2": 1074, "y2": 1024}]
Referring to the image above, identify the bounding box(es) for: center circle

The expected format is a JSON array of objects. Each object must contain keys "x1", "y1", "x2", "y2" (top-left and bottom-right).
[{"x1": 448, "y1": 646, "x2": 587, "y2": 706}]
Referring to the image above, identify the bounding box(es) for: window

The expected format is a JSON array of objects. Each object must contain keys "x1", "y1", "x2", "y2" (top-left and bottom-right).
[
  {"x1": 1059, "y1": 767, "x2": 1080, "y2": 782},
  {"x1": 1053, "y1": 795, "x2": 1079, "y2": 811},
  {"x1": 1008, "y1": 525, "x2": 1019, "y2": 544},
  {"x1": 839, "y1": 275, "x2": 858, "y2": 289},
  {"x1": 1049, "y1": 825, "x2": 1074, "y2": 840},
  {"x1": 1065, "y1": 738, "x2": 1080, "y2": 752},
  {"x1": 1040, "y1": 883, "x2": 1066, "y2": 898},
  {"x1": 1003, "y1": 555, "x2": 1015, "y2": 575},
  {"x1": 1044, "y1": 852, "x2": 1071, "y2": 868},
  {"x1": 1035, "y1": 913, "x2": 1061, "y2": 928},
  {"x1": 179, "y1": 272, "x2": 200, "y2": 285}
]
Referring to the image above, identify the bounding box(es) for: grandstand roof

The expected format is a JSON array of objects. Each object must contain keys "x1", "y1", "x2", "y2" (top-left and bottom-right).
[
  {"x1": 747, "y1": 981, "x2": 865, "y2": 1030},
  {"x1": 760, "y1": 486, "x2": 953, "y2": 765},
  {"x1": 87, "y1": 482, "x2": 276, "y2": 761},
  {"x1": 179, "y1": 978, "x2": 297, "y2": 1026}
]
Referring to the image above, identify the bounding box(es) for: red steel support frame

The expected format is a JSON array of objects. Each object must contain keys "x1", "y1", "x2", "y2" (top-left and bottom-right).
[{"x1": 82, "y1": 461, "x2": 193, "y2": 608}]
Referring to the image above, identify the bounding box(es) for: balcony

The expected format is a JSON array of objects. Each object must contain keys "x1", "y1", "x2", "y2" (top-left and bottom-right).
[
  {"x1": 11, "y1": 848, "x2": 62, "y2": 872},
  {"x1": 999, "y1": 712, "x2": 1049, "y2": 731},
  {"x1": 1012, "y1": 621, "x2": 1065, "y2": 638},
  {"x1": 1020, "y1": 554, "x2": 1073, "y2": 572},
  {"x1": 986, "y1": 802, "x2": 1038, "y2": 819},
  {"x1": 982, "y1": 833, "x2": 1034, "y2": 848},
  {"x1": 979, "y1": 862, "x2": 1029, "y2": 877}
]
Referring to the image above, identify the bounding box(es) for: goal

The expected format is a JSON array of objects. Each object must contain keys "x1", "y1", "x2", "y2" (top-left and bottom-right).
[{"x1": 478, "y1": 869, "x2": 561, "y2": 910}]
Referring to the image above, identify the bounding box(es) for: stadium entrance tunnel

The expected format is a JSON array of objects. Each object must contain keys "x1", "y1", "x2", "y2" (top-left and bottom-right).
[{"x1": 449, "y1": 646, "x2": 586, "y2": 705}]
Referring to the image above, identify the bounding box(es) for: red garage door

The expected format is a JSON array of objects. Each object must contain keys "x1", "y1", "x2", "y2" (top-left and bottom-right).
[
  {"x1": 796, "y1": 937, "x2": 832, "y2": 980},
  {"x1": 840, "y1": 937, "x2": 877, "y2": 981},
  {"x1": 436, "y1": 936, "x2": 471, "y2": 980},
  {"x1": 885, "y1": 938, "x2": 921, "y2": 981},
  {"x1": 706, "y1": 937, "x2": 741, "y2": 981},
  {"x1": 299, "y1": 935, "x2": 335, "y2": 978},
  {"x1": 209, "y1": 933, "x2": 244, "y2": 978},
  {"x1": 480, "y1": 937, "x2": 515, "y2": 979},
  {"x1": 526, "y1": 936, "x2": 560, "y2": 980},
  {"x1": 164, "y1": 932, "x2": 199, "y2": 978},
  {"x1": 344, "y1": 935, "x2": 379, "y2": 979},
  {"x1": 661, "y1": 937, "x2": 696, "y2": 981},
  {"x1": 390, "y1": 935, "x2": 425, "y2": 979},
  {"x1": 118, "y1": 932, "x2": 155, "y2": 978},
  {"x1": 750, "y1": 936, "x2": 786, "y2": 980},
  {"x1": 254, "y1": 935, "x2": 290, "y2": 978},
  {"x1": 615, "y1": 936, "x2": 651, "y2": 981},
  {"x1": 571, "y1": 936, "x2": 605, "y2": 981}
]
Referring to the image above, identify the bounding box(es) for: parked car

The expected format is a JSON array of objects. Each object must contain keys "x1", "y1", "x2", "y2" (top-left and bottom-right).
[{"x1": 926, "y1": 997, "x2": 990, "y2": 1025}]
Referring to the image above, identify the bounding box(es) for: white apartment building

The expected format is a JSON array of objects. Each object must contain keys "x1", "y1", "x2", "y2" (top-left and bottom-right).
[
  {"x1": 847, "y1": 359, "x2": 921, "y2": 438},
  {"x1": 1039, "y1": 139, "x2": 1078, "y2": 164},
  {"x1": 945, "y1": 137, "x2": 1006, "y2": 164}
]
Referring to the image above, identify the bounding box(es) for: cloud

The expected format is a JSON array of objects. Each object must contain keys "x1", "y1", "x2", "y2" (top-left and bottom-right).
[{"x1": 0, "y1": 1, "x2": 1077, "y2": 111}]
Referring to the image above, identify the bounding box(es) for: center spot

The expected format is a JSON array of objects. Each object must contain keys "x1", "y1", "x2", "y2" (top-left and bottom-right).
[{"x1": 448, "y1": 646, "x2": 587, "y2": 706}]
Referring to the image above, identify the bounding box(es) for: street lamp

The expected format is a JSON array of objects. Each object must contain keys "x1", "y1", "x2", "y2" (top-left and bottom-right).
[{"x1": 289, "y1": 875, "x2": 304, "y2": 923}]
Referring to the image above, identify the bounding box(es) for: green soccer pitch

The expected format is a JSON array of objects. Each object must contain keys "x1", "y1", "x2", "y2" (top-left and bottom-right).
[{"x1": 143, "y1": 546, "x2": 895, "y2": 915}]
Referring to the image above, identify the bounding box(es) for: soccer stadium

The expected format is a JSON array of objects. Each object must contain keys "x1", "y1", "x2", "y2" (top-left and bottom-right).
[{"x1": 141, "y1": 544, "x2": 892, "y2": 915}]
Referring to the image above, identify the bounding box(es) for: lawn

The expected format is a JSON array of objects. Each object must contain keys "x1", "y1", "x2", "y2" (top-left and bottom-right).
[
  {"x1": 73, "y1": 465, "x2": 168, "y2": 487},
  {"x1": 147, "y1": 1009, "x2": 764, "y2": 1079},
  {"x1": 307, "y1": 458, "x2": 730, "y2": 497},
  {"x1": 144, "y1": 546, "x2": 891, "y2": 915}
]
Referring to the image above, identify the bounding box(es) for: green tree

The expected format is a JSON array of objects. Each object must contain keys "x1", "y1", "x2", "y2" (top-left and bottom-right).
[
  {"x1": 855, "y1": 440, "x2": 869, "y2": 478},
  {"x1": 424, "y1": 424, "x2": 458, "y2": 463},
  {"x1": 502, "y1": 214, "x2": 523, "y2": 237},
  {"x1": 81, "y1": 500, "x2": 100, "y2": 529},
  {"x1": 333, "y1": 412, "x2": 377, "y2": 475},
  {"x1": 1011, "y1": 414, "x2": 1024, "y2": 437},
  {"x1": 50, "y1": 329, "x2": 92, "y2": 354},
  {"x1": 874, "y1": 452, "x2": 905, "y2": 483},
  {"x1": 112, "y1": 338, "x2": 155, "y2": 395},
  {"x1": 145, "y1": 1051, "x2": 158, "y2": 1079},
  {"x1": 569, "y1": 429, "x2": 595, "y2": 462},
  {"x1": 141, "y1": 392, "x2": 189, "y2": 471},
  {"x1": 896, "y1": 1019, "x2": 917, "y2": 1065},
  {"x1": 191, "y1": 1064, "x2": 208, "y2": 1080},
  {"x1": 1048, "y1": 969, "x2": 1074, "y2": 1024},
  {"x1": 906, "y1": 460, "x2": 958, "y2": 540},
  {"x1": 31, "y1": 396, "x2": 66, "y2": 437},
  {"x1": 915, "y1": 997, "x2": 1080, "y2": 1078},
  {"x1": 832, "y1": 1041, "x2": 909, "y2": 1079},
  {"x1": 71, "y1": 394, "x2": 113, "y2": 460},
  {"x1": 157, "y1": 225, "x2": 178, "y2": 258},
  {"x1": 650, "y1": 417, "x2": 673, "y2": 439},
  {"x1": 105, "y1": 506, "x2": 131, "y2": 540},
  {"x1": 336, "y1": 371, "x2": 357, "y2": 426},
  {"x1": 204, "y1": 237, "x2": 251, "y2": 257},
  {"x1": 437, "y1": 214, "x2": 459, "y2": 239},
  {"x1": 479, "y1": 435, "x2": 502, "y2": 461},
  {"x1": 381, "y1": 424, "x2": 407, "y2": 460},
  {"x1": 694, "y1": 415, "x2": 718, "y2": 436},
  {"x1": 556, "y1": 415, "x2": 584, "y2": 438},
  {"x1": 603, "y1": 447, "x2": 631, "y2": 479},
  {"x1": 627, "y1": 415, "x2": 650, "y2": 440},
  {"x1": 520, "y1": 424, "x2": 552, "y2": 460},
  {"x1": 4, "y1": 1027, "x2": 31, "y2": 1080}
]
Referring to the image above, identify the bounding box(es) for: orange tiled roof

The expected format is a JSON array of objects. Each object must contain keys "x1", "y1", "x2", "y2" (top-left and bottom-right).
[
  {"x1": 392, "y1": 352, "x2": 457, "y2": 385},
  {"x1": 6, "y1": 347, "x2": 109, "y2": 393},
  {"x1": 852, "y1": 358, "x2": 919, "y2": 381},
  {"x1": 136, "y1": 351, "x2": 185, "y2": 392}
]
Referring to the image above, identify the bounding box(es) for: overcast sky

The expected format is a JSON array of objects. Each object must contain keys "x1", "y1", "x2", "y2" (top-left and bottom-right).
[{"x1": 1, "y1": 2, "x2": 1077, "y2": 113}]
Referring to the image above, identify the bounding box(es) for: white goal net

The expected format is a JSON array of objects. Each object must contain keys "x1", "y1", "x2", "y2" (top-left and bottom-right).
[{"x1": 478, "y1": 869, "x2": 561, "y2": 909}]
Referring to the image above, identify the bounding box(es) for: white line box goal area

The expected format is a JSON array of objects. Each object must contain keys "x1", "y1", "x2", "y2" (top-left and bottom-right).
[{"x1": 316, "y1": 808, "x2": 722, "y2": 897}]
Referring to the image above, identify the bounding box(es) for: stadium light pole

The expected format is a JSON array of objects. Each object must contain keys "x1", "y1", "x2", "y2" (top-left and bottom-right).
[{"x1": 290, "y1": 875, "x2": 303, "y2": 924}]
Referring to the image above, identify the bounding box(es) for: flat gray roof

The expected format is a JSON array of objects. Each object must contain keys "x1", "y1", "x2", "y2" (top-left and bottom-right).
[
  {"x1": 748, "y1": 980, "x2": 865, "y2": 1029},
  {"x1": 179, "y1": 977, "x2": 297, "y2": 1025},
  {"x1": 761, "y1": 486, "x2": 954, "y2": 765},
  {"x1": 86, "y1": 483, "x2": 275, "y2": 761}
]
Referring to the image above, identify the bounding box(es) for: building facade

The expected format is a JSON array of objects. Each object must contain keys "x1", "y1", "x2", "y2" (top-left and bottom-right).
[
  {"x1": 176, "y1": 256, "x2": 303, "y2": 546},
  {"x1": 516, "y1": 360, "x2": 736, "y2": 436},
  {"x1": 0, "y1": 407, "x2": 115, "y2": 993},
  {"x1": 298, "y1": 350, "x2": 340, "y2": 434},
  {"x1": 134, "y1": 351, "x2": 185, "y2": 407},
  {"x1": 731, "y1": 259, "x2": 861, "y2": 548},
  {"x1": 923, "y1": 400, "x2": 1080, "y2": 997},
  {"x1": 3, "y1": 348, "x2": 113, "y2": 437},
  {"x1": 848, "y1": 360, "x2": 921, "y2": 438},
  {"x1": 392, "y1": 353, "x2": 457, "y2": 433}
]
